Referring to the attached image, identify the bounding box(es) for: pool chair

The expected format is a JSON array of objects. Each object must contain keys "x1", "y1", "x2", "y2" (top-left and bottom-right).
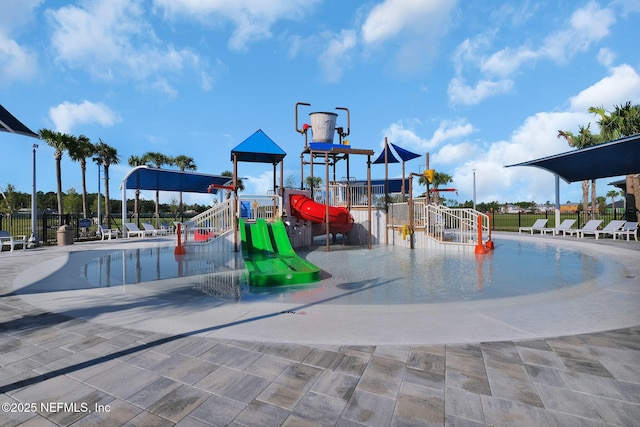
[
  {"x1": 0, "y1": 230, "x2": 27, "y2": 252},
  {"x1": 540, "y1": 219, "x2": 576, "y2": 235},
  {"x1": 98, "y1": 225, "x2": 119, "y2": 240},
  {"x1": 125, "y1": 222, "x2": 153, "y2": 238},
  {"x1": 564, "y1": 219, "x2": 602, "y2": 238},
  {"x1": 142, "y1": 222, "x2": 168, "y2": 236},
  {"x1": 581, "y1": 220, "x2": 626, "y2": 239},
  {"x1": 613, "y1": 221, "x2": 638, "y2": 241},
  {"x1": 518, "y1": 219, "x2": 548, "y2": 234}
]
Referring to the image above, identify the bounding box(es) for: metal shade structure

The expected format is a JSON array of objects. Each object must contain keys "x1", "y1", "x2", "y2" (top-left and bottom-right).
[
  {"x1": 506, "y1": 134, "x2": 640, "y2": 183},
  {"x1": 120, "y1": 166, "x2": 233, "y2": 226},
  {"x1": 230, "y1": 129, "x2": 287, "y2": 164},
  {"x1": 0, "y1": 104, "x2": 38, "y2": 138},
  {"x1": 0, "y1": 104, "x2": 39, "y2": 247}
]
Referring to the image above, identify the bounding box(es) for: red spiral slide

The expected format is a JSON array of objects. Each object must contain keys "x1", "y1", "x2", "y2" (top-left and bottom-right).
[{"x1": 289, "y1": 194, "x2": 354, "y2": 234}]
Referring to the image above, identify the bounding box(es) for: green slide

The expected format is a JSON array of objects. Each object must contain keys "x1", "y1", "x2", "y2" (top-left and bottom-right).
[{"x1": 240, "y1": 218, "x2": 321, "y2": 286}]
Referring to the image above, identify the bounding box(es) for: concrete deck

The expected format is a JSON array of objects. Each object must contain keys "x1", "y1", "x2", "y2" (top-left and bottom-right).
[{"x1": 1, "y1": 233, "x2": 639, "y2": 426}]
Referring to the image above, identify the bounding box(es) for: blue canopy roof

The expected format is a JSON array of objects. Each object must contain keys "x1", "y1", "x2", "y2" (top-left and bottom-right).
[
  {"x1": 506, "y1": 134, "x2": 640, "y2": 182},
  {"x1": 231, "y1": 129, "x2": 286, "y2": 164},
  {"x1": 372, "y1": 144, "x2": 399, "y2": 164},
  {"x1": 121, "y1": 166, "x2": 232, "y2": 194},
  {"x1": 390, "y1": 142, "x2": 421, "y2": 162}
]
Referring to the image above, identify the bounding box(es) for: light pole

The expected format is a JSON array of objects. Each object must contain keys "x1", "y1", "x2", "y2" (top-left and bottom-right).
[
  {"x1": 28, "y1": 143, "x2": 39, "y2": 248},
  {"x1": 97, "y1": 159, "x2": 102, "y2": 226},
  {"x1": 473, "y1": 168, "x2": 477, "y2": 211}
]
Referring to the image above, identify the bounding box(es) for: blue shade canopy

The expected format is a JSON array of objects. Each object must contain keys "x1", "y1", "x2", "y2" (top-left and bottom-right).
[
  {"x1": 121, "y1": 166, "x2": 232, "y2": 194},
  {"x1": 389, "y1": 142, "x2": 421, "y2": 162},
  {"x1": 231, "y1": 129, "x2": 286, "y2": 164},
  {"x1": 506, "y1": 134, "x2": 640, "y2": 182},
  {"x1": 0, "y1": 104, "x2": 38, "y2": 138},
  {"x1": 372, "y1": 144, "x2": 399, "y2": 164}
]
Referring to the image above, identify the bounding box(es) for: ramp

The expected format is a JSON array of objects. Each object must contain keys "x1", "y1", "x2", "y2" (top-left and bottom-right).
[{"x1": 240, "y1": 218, "x2": 321, "y2": 286}]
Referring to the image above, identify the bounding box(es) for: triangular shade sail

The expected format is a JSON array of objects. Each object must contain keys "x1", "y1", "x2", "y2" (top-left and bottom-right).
[
  {"x1": 0, "y1": 104, "x2": 38, "y2": 138},
  {"x1": 372, "y1": 144, "x2": 399, "y2": 164},
  {"x1": 506, "y1": 134, "x2": 640, "y2": 182},
  {"x1": 121, "y1": 166, "x2": 232, "y2": 194},
  {"x1": 231, "y1": 129, "x2": 286, "y2": 164},
  {"x1": 389, "y1": 143, "x2": 421, "y2": 162}
]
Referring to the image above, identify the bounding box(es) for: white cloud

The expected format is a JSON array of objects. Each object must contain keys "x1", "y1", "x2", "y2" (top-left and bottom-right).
[
  {"x1": 49, "y1": 101, "x2": 119, "y2": 133},
  {"x1": 569, "y1": 64, "x2": 640, "y2": 112},
  {"x1": 360, "y1": 0, "x2": 457, "y2": 74},
  {"x1": 0, "y1": 35, "x2": 38, "y2": 84},
  {"x1": 46, "y1": 0, "x2": 204, "y2": 90},
  {"x1": 153, "y1": 0, "x2": 321, "y2": 51},
  {"x1": 448, "y1": 77, "x2": 514, "y2": 106},
  {"x1": 317, "y1": 30, "x2": 357, "y2": 83},
  {"x1": 448, "y1": 2, "x2": 616, "y2": 105}
]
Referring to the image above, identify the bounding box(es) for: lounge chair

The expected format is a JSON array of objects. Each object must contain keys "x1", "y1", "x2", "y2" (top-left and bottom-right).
[
  {"x1": 0, "y1": 230, "x2": 27, "y2": 252},
  {"x1": 142, "y1": 222, "x2": 168, "y2": 236},
  {"x1": 98, "y1": 225, "x2": 119, "y2": 240},
  {"x1": 541, "y1": 219, "x2": 576, "y2": 235},
  {"x1": 613, "y1": 222, "x2": 638, "y2": 241},
  {"x1": 581, "y1": 220, "x2": 626, "y2": 239},
  {"x1": 564, "y1": 219, "x2": 602, "y2": 238},
  {"x1": 125, "y1": 222, "x2": 153, "y2": 238},
  {"x1": 518, "y1": 219, "x2": 548, "y2": 234}
]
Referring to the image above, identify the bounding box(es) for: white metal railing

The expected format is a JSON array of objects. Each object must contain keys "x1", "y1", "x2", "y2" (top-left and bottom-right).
[
  {"x1": 182, "y1": 198, "x2": 234, "y2": 244},
  {"x1": 387, "y1": 198, "x2": 427, "y2": 228},
  {"x1": 425, "y1": 204, "x2": 490, "y2": 245},
  {"x1": 311, "y1": 183, "x2": 386, "y2": 208}
]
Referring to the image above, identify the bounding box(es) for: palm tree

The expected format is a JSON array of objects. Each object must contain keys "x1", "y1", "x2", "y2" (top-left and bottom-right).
[
  {"x1": 222, "y1": 170, "x2": 244, "y2": 199},
  {"x1": 39, "y1": 129, "x2": 74, "y2": 225},
  {"x1": 173, "y1": 155, "x2": 197, "y2": 218},
  {"x1": 557, "y1": 126, "x2": 601, "y2": 223},
  {"x1": 94, "y1": 139, "x2": 120, "y2": 227},
  {"x1": 127, "y1": 155, "x2": 146, "y2": 224},
  {"x1": 142, "y1": 152, "x2": 173, "y2": 226},
  {"x1": 67, "y1": 134, "x2": 94, "y2": 219}
]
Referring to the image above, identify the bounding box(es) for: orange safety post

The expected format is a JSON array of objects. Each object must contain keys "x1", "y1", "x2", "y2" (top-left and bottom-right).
[
  {"x1": 174, "y1": 222, "x2": 185, "y2": 255},
  {"x1": 485, "y1": 212, "x2": 495, "y2": 250},
  {"x1": 474, "y1": 214, "x2": 487, "y2": 254}
]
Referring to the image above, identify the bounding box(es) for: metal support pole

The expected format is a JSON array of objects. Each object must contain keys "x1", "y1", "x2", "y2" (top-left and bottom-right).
[{"x1": 28, "y1": 144, "x2": 39, "y2": 248}]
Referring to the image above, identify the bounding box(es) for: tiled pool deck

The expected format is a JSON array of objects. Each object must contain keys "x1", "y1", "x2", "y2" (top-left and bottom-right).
[{"x1": 1, "y1": 233, "x2": 639, "y2": 426}]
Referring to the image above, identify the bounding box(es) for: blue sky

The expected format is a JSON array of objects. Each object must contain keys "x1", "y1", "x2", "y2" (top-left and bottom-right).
[{"x1": 2, "y1": 0, "x2": 639, "y2": 207}]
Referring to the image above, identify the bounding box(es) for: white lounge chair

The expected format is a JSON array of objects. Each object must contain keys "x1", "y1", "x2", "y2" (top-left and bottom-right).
[
  {"x1": 142, "y1": 222, "x2": 168, "y2": 236},
  {"x1": 541, "y1": 219, "x2": 576, "y2": 235},
  {"x1": 564, "y1": 219, "x2": 602, "y2": 238},
  {"x1": 613, "y1": 221, "x2": 638, "y2": 241},
  {"x1": 0, "y1": 230, "x2": 27, "y2": 252},
  {"x1": 125, "y1": 222, "x2": 153, "y2": 238},
  {"x1": 582, "y1": 220, "x2": 626, "y2": 239},
  {"x1": 519, "y1": 219, "x2": 548, "y2": 234},
  {"x1": 98, "y1": 225, "x2": 119, "y2": 240}
]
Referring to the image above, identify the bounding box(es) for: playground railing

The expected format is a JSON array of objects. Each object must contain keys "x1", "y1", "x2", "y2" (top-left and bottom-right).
[
  {"x1": 425, "y1": 204, "x2": 490, "y2": 245},
  {"x1": 238, "y1": 194, "x2": 282, "y2": 221},
  {"x1": 312, "y1": 183, "x2": 386, "y2": 208},
  {"x1": 182, "y1": 199, "x2": 234, "y2": 244},
  {"x1": 387, "y1": 198, "x2": 426, "y2": 228}
]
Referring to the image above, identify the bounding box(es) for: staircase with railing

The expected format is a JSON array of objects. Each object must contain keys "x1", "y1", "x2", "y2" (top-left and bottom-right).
[
  {"x1": 425, "y1": 204, "x2": 490, "y2": 245},
  {"x1": 182, "y1": 199, "x2": 234, "y2": 245}
]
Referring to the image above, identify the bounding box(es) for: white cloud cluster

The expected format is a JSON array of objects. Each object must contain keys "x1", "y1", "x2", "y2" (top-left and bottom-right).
[
  {"x1": 0, "y1": 0, "x2": 42, "y2": 84},
  {"x1": 449, "y1": 1, "x2": 616, "y2": 106},
  {"x1": 153, "y1": 0, "x2": 322, "y2": 51},
  {"x1": 49, "y1": 101, "x2": 119, "y2": 134},
  {"x1": 46, "y1": 0, "x2": 205, "y2": 94}
]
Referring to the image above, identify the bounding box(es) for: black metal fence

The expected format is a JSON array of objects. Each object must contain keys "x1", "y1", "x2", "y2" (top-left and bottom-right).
[{"x1": 0, "y1": 212, "x2": 194, "y2": 246}]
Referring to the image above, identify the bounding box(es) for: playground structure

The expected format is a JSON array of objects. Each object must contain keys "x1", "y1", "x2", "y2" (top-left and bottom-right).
[{"x1": 176, "y1": 103, "x2": 493, "y2": 285}]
